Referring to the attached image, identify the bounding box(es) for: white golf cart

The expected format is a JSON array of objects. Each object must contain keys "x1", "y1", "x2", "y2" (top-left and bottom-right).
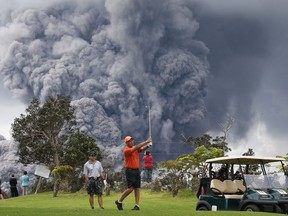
[{"x1": 196, "y1": 156, "x2": 288, "y2": 213}]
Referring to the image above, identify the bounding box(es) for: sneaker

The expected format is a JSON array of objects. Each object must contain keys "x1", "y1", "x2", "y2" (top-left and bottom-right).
[
  {"x1": 132, "y1": 205, "x2": 140, "y2": 210},
  {"x1": 115, "y1": 200, "x2": 123, "y2": 210}
]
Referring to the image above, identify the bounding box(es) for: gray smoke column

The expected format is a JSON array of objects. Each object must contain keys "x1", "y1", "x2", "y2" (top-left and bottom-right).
[
  {"x1": 0, "y1": 0, "x2": 209, "y2": 159},
  {"x1": 0, "y1": 138, "x2": 36, "y2": 195}
]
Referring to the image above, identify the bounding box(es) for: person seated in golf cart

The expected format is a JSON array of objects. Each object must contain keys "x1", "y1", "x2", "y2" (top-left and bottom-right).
[
  {"x1": 215, "y1": 165, "x2": 226, "y2": 181},
  {"x1": 233, "y1": 170, "x2": 242, "y2": 180}
]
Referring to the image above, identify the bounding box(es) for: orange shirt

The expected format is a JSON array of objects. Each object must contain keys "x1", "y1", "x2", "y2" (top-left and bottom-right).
[{"x1": 124, "y1": 146, "x2": 139, "y2": 169}]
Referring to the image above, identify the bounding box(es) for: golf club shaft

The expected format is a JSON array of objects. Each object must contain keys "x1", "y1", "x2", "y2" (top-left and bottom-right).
[{"x1": 148, "y1": 105, "x2": 152, "y2": 137}]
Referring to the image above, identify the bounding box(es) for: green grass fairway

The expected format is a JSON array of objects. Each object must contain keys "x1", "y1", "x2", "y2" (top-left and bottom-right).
[{"x1": 0, "y1": 190, "x2": 278, "y2": 216}]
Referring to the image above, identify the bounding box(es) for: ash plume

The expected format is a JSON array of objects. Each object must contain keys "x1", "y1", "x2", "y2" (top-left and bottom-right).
[{"x1": 0, "y1": 0, "x2": 209, "y2": 159}]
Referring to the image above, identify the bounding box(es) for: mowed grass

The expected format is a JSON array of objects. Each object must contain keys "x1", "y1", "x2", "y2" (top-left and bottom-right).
[{"x1": 0, "y1": 189, "x2": 279, "y2": 216}]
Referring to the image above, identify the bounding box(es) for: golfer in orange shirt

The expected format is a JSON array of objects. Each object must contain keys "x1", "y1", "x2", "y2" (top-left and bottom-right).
[{"x1": 115, "y1": 136, "x2": 152, "y2": 210}]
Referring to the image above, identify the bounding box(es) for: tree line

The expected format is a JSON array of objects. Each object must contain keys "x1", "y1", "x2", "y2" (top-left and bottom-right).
[{"x1": 11, "y1": 95, "x2": 288, "y2": 197}]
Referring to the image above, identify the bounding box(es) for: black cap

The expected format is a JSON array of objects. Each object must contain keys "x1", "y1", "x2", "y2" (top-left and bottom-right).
[{"x1": 89, "y1": 152, "x2": 96, "y2": 156}]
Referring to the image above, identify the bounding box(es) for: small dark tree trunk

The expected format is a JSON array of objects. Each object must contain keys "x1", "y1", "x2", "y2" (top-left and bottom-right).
[
  {"x1": 172, "y1": 187, "x2": 179, "y2": 197},
  {"x1": 53, "y1": 178, "x2": 60, "y2": 197}
]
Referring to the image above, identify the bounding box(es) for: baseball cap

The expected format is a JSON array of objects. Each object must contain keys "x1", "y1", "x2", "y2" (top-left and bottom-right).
[
  {"x1": 124, "y1": 136, "x2": 134, "y2": 143},
  {"x1": 89, "y1": 152, "x2": 97, "y2": 156}
]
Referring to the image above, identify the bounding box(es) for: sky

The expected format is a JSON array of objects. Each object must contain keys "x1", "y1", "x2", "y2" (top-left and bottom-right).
[
  {"x1": 0, "y1": 76, "x2": 26, "y2": 139},
  {"x1": 0, "y1": 0, "x2": 288, "y2": 160}
]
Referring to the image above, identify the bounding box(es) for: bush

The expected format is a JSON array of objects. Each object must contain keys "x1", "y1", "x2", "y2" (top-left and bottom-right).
[
  {"x1": 106, "y1": 168, "x2": 126, "y2": 192},
  {"x1": 150, "y1": 178, "x2": 162, "y2": 192},
  {"x1": 191, "y1": 177, "x2": 200, "y2": 194}
]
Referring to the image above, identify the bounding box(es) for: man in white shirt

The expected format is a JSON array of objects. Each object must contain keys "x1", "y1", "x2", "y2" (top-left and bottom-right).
[{"x1": 84, "y1": 152, "x2": 105, "y2": 209}]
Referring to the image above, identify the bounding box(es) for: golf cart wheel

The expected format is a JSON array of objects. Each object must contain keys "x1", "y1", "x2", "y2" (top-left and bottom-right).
[
  {"x1": 197, "y1": 205, "x2": 209, "y2": 211},
  {"x1": 244, "y1": 204, "x2": 259, "y2": 212}
]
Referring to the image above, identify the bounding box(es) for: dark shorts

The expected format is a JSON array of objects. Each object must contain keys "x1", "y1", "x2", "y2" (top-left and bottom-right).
[
  {"x1": 87, "y1": 177, "x2": 102, "y2": 196},
  {"x1": 125, "y1": 168, "x2": 141, "y2": 188}
]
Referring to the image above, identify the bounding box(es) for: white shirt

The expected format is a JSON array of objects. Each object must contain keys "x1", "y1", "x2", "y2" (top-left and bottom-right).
[{"x1": 83, "y1": 160, "x2": 103, "y2": 178}]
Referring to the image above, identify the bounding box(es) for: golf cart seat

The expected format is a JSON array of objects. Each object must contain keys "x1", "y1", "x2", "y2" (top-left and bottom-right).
[
  {"x1": 223, "y1": 180, "x2": 244, "y2": 199},
  {"x1": 234, "y1": 179, "x2": 246, "y2": 193},
  {"x1": 210, "y1": 179, "x2": 225, "y2": 194},
  {"x1": 210, "y1": 179, "x2": 244, "y2": 199}
]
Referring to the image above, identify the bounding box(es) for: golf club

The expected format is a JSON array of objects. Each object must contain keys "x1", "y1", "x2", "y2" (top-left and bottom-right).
[{"x1": 147, "y1": 105, "x2": 152, "y2": 147}]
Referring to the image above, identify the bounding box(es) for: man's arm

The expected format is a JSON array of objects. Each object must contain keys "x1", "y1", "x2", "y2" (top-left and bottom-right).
[
  {"x1": 139, "y1": 145, "x2": 149, "y2": 153},
  {"x1": 83, "y1": 164, "x2": 89, "y2": 182},
  {"x1": 100, "y1": 172, "x2": 105, "y2": 180},
  {"x1": 99, "y1": 163, "x2": 105, "y2": 180},
  {"x1": 84, "y1": 173, "x2": 89, "y2": 182},
  {"x1": 130, "y1": 137, "x2": 152, "y2": 153}
]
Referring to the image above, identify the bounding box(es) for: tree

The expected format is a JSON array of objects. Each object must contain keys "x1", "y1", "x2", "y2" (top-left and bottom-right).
[
  {"x1": 157, "y1": 160, "x2": 186, "y2": 197},
  {"x1": 158, "y1": 146, "x2": 223, "y2": 196},
  {"x1": 276, "y1": 154, "x2": 288, "y2": 173},
  {"x1": 183, "y1": 117, "x2": 234, "y2": 155},
  {"x1": 217, "y1": 116, "x2": 234, "y2": 154},
  {"x1": 183, "y1": 133, "x2": 231, "y2": 155},
  {"x1": 242, "y1": 148, "x2": 260, "y2": 173},
  {"x1": 178, "y1": 146, "x2": 223, "y2": 176},
  {"x1": 212, "y1": 136, "x2": 231, "y2": 154},
  {"x1": 62, "y1": 131, "x2": 102, "y2": 168},
  {"x1": 11, "y1": 95, "x2": 101, "y2": 197},
  {"x1": 12, "y1": 96, "x2": 75, "y2": 166},
  {"x1": 242, "y1": 148, "x2": 255, "y2": 156},
  {"x1": 182, "y1": 134, "x2": 213, "y2": 149}
]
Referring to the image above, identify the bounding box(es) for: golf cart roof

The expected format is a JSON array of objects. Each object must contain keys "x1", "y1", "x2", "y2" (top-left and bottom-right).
[{"x1": 206, "y1": 156, "x2": 285, "y2": 165}]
